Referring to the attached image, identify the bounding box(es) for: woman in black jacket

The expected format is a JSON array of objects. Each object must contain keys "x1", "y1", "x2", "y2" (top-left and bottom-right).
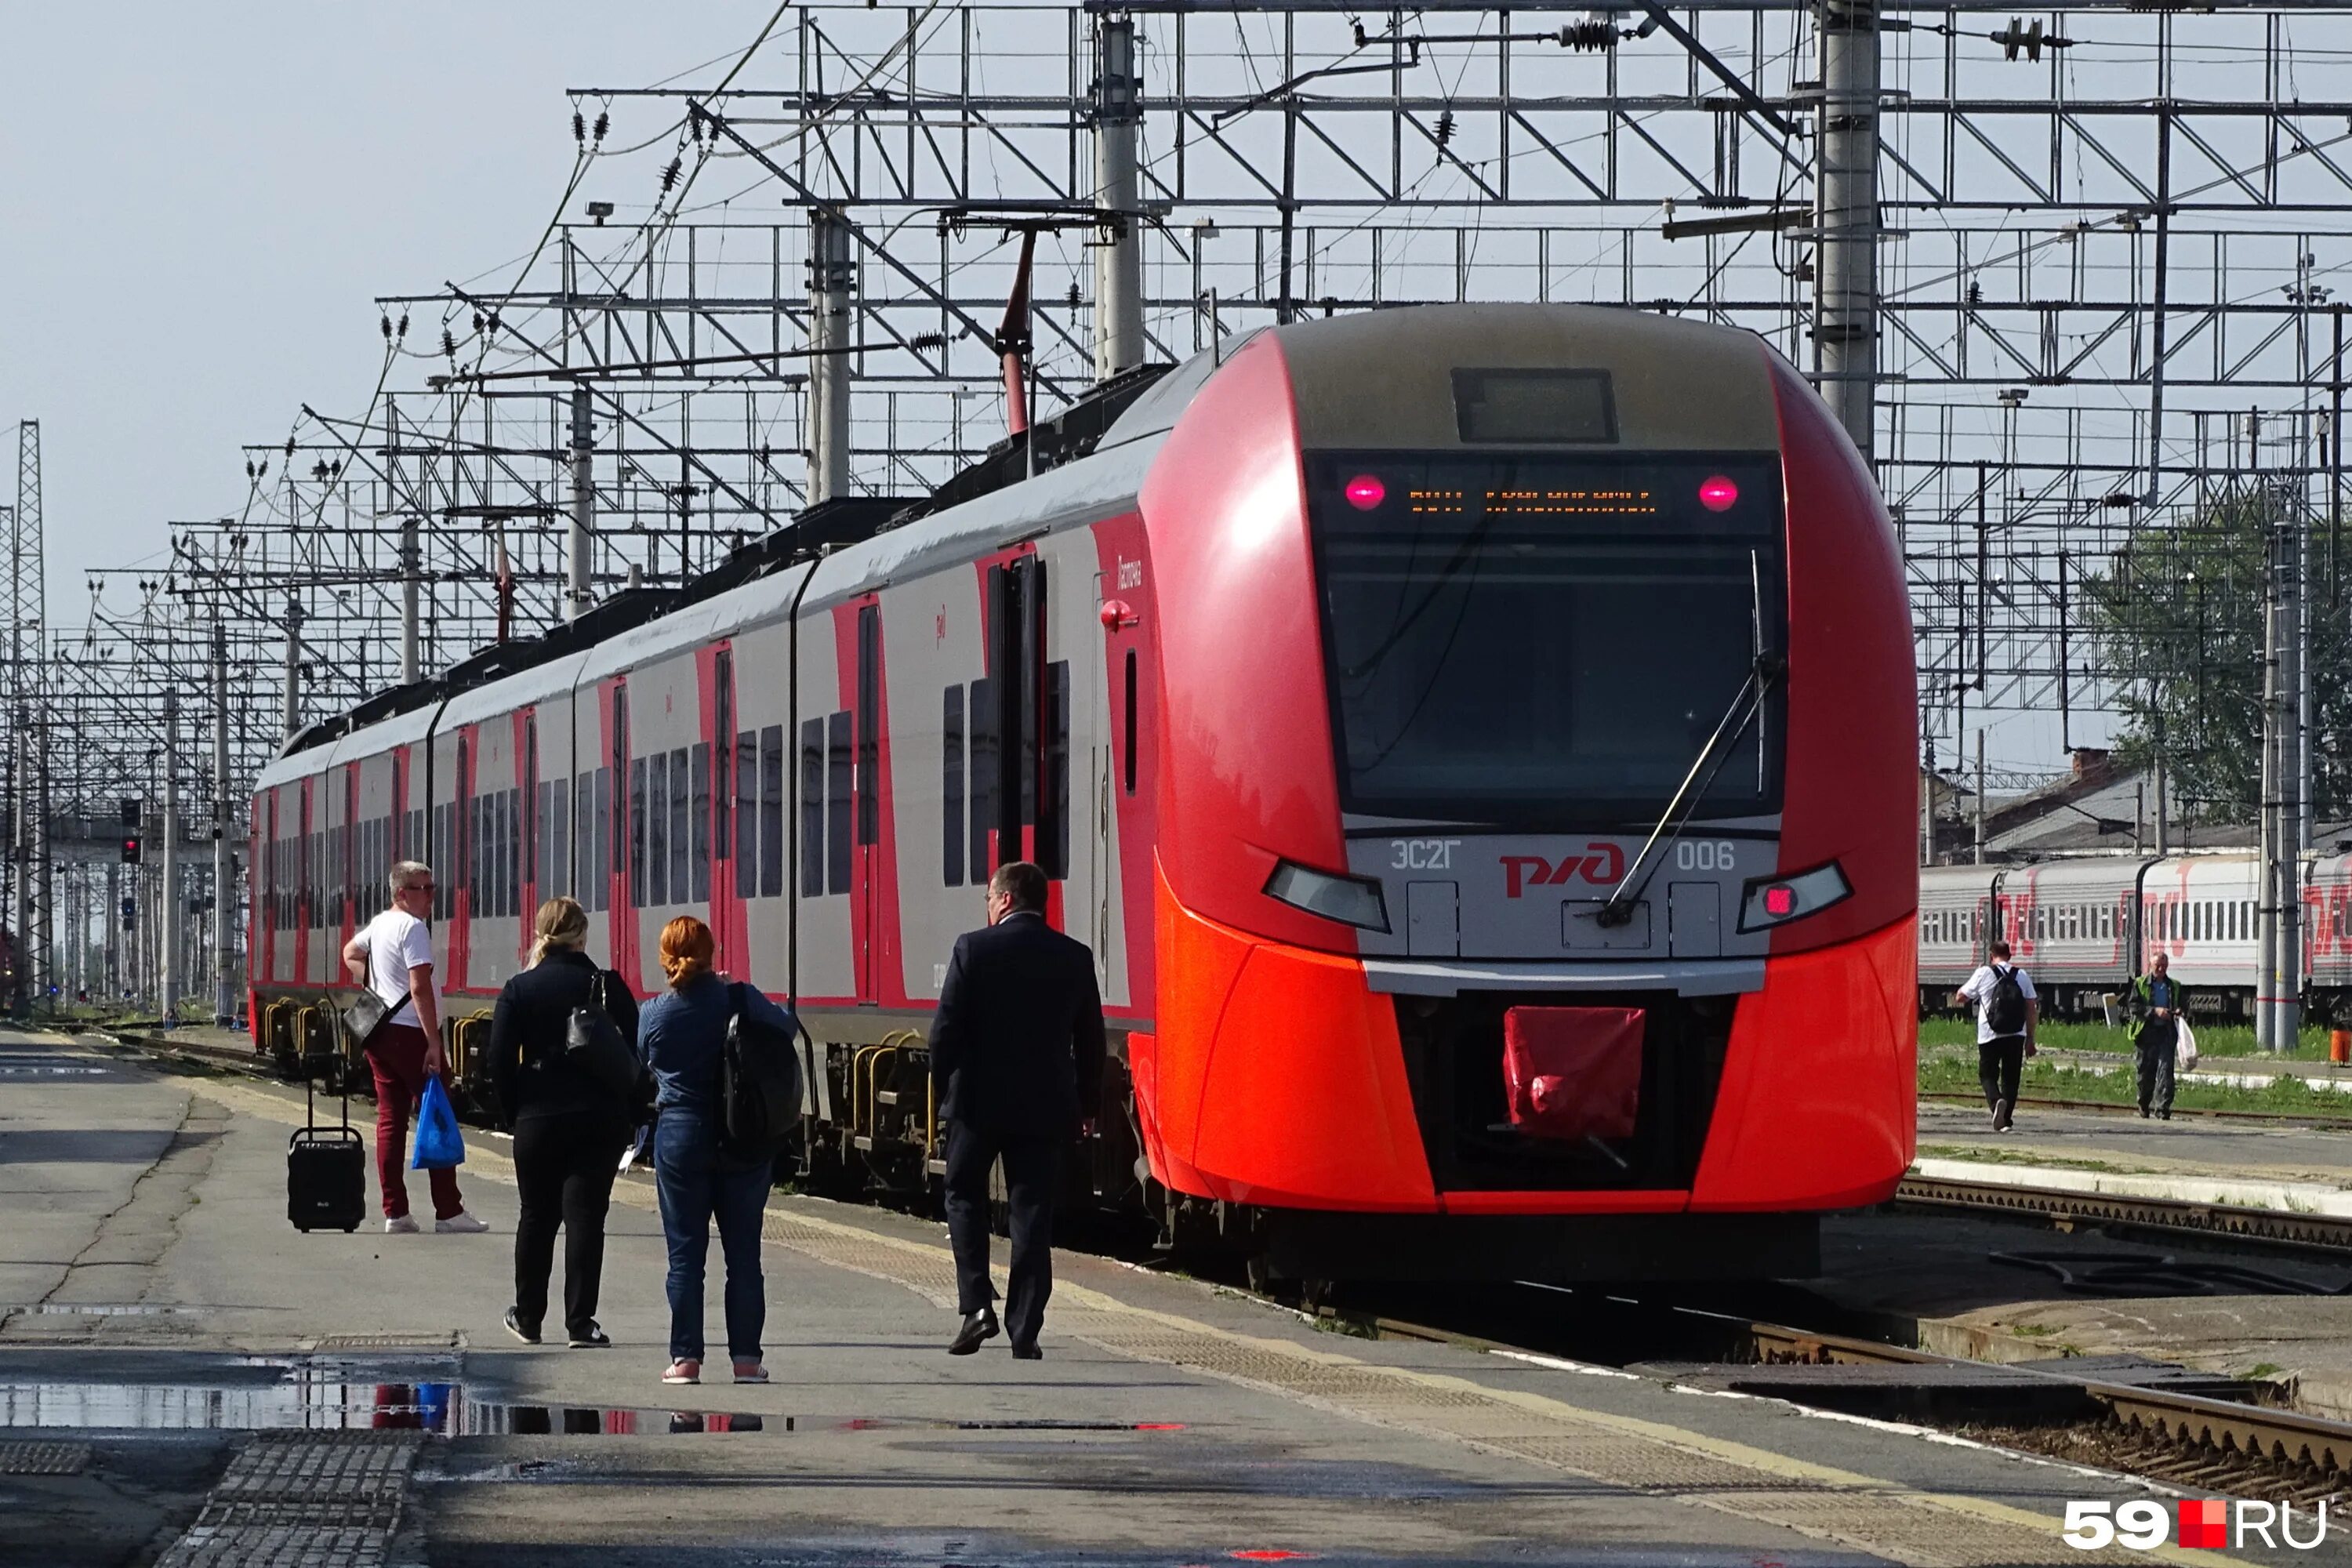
[{"x1": 489, "y1": 896, "x2": 641, "y2": 1348}]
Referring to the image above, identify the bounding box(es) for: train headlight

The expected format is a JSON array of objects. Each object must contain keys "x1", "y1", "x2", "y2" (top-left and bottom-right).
[
  {"x1": 1264, "y1": 859, "x2": 1392, "y2": 934},
  {"x1": 1737, "y1": 861, "x2": 1852, "y2": 934}
]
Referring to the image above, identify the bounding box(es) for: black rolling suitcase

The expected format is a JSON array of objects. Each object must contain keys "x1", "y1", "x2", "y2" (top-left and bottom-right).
[{"x1": 288, "y1": 1069, "x2": 367, "y2": 1233}]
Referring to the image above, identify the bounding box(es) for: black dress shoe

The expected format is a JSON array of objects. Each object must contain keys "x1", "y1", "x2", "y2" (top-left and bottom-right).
[
  {"x1": 947, "y1": 1308, "x2": 1000, "y2": 1356},
  {"x1": 1010, "y1": 1342, "x2": 1043, "y2": 1361}
]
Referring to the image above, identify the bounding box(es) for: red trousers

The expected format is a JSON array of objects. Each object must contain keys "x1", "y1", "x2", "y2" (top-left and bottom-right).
[{"x1": 365, "y1": 1023, "x2": 464, "y2": 1221}]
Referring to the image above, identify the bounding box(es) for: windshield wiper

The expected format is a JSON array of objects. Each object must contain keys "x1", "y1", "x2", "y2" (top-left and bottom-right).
[{"x1": 1592, "y1": 652, "x2": 1785, "y2": 929}]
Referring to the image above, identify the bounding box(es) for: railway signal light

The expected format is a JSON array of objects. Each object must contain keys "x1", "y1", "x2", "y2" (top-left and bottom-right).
[
  {"x1": 120, "y1": 835, "x2": 142, "y2": 865},
  {"x1": 120, "y1": 896, "x2": 136, "y2": 931},
  {"x1": 120, "y1": 797, "x2": 141, "y2": 827}
]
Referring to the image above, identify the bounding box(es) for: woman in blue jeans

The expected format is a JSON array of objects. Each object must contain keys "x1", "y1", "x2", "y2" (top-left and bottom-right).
[{"x1": 637, "y1": 914, "x2": 800, "y2": 1386}]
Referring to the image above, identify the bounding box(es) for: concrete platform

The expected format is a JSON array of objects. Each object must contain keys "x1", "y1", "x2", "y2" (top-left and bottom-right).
[{"x1": 0, "y1": 1029, "x2": 2304, "y2": 1566}]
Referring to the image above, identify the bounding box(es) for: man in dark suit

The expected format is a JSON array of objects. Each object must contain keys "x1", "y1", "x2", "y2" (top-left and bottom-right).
[{"x1": 931, "y1": 861, "x2": 1107, "y2": 1359}]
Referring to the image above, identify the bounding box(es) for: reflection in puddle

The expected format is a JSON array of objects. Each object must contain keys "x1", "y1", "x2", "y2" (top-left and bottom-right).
[
  {"x1": 0, "y1": 1378, "x2": 775, "y2": 1436},
  {"x1": 0, "y1": 1373, "x2": 1190, "y2": 1439}
]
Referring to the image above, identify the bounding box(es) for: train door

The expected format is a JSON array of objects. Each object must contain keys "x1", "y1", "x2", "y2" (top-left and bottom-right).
[
  {"x1": 1087, "y1": 562, "x2": 1114, "y2": 976},
  {"x1": 854, "y1": 601, "x2": 882, "y2": 1000}
]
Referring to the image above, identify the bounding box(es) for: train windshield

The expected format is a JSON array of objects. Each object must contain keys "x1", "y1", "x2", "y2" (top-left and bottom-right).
[{"x1": 1305, "y1": 452, "x2": 1786, "y2": 827}]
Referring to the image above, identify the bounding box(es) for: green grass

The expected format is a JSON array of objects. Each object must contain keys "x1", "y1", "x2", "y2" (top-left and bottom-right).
[
  {"x1": 1919, "y1": 1016, "x2": 2335, "y2": 1061},
  {"x1": 1917, "y1": 1050, "x2": 2352, "y2": 1119}
]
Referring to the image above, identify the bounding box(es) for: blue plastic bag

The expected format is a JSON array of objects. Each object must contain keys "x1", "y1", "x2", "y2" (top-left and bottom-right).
[{"x1": 411, "y1": 1076, "x2": 466, "y2": 1170}]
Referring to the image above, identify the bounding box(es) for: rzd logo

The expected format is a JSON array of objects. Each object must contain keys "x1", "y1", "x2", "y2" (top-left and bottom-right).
[
  {"x1": 1502, "y1": 844, "x2": 1625, "y2": 898},
  {"x1": 2064, "y1": 1499, "x2": 2328, "y2": 1551}
]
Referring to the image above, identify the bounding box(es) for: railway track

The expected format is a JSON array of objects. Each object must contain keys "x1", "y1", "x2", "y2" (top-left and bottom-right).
[
  {"x1": 1327, "y1": 1289, "x2": 2352, "y2": 1504},
  {"x1": 1895, "y1": 1172, "x2": 2352, "y2": 1256}
]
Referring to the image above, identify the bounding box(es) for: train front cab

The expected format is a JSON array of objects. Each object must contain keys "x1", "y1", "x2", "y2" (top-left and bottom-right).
[{"x1": 1132, "y1": 307, "x2": 1918, "y2": 1282}]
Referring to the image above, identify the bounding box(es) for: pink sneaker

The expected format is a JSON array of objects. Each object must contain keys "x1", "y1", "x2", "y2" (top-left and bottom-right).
[{"x1": 662, "y1": 1359, "x2": 701, "y2": 1385}]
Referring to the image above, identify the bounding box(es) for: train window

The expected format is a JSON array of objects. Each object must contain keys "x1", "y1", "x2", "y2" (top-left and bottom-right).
[
  {"x1": 758, "y1": 724, "x2": 784, "y2": 899},
  {"x1": 856, "y1": 604, "x2": 880, "y2": 848},
  {"x1": 574, "y1": 773, "x2": 594, "y2": 910},
  {"x1": 1042, "y1": 659, "x2": 1071, "y2": 878},
  {"x1": 506, "y1": 787, "x2": 522, "y2": 917},
  {"x1": 630, "y1": 758, "x2": 648, "y2": 907},
  {"x1": 691, "y1": 742, "x2": 712, "y2": 903},
  {"x1": 534, "y1": 782, "x2": 552, "y2": 899},
  {"x1": 828, "y1": 710, "x2": 854, "y2": 896},
  {"x1": 968, "y1": 677, "x2": 997, "y2": 883},
  {"x1": 798, "y1": 717, "x2": 825, "y2": 898},
  {"x1": 593, "y1": 767, "x2": 612, "y2": 908},
  {"x1": 673, "y1": 747, "x2": 696, "y2": 906},
  {"x1": 1452, "y1": 368, "x2": 1617, "y2": 444},
  {"x1": 1123, "y1": 650, "x2": 1138, "y2": 796},
  {"x1": 549, "y1": 783, "x2": 568, "y2": 900},
  {"x1": 942, "y1": 685, "x2": 965, "y2": 887},
  {"x1": 735, "y1": 729, "x2": 757, "y2": 873},
  {"x1": 648, "y1": 754, "x2": 670, "y2": 908}
]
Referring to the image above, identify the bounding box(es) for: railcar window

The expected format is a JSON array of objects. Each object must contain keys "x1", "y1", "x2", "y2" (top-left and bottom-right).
[
  {"x1": 942, "y1": 685, "x2": 965, "y2": 887},
  {"x1": 1123, "y1": 651, "x2": 1138, "y2": 796},
  {"x1": 758, "y1": 724, "x2": 783, "y2": 898},
  {"x1": 968, "y1": 677, "x2": 997, "y2": 884},
  {"x1": 675, "y1": 747, "x2": 697, "y2": 906},
  {"x1": 534, "y1": 782, "x2": 551, "y2": 900},
  {"x1": 648, "y1": 755, "x2": 670, "y2": 908},
  {"x1": 1305, "y1": 452, "x2": 1784, "y2": 824},
  {"x1": 630, "y1": 758, "x2": 648, "y2": 907},
  {"x1": 1043, "y1": 659, "x2": 1071, "y2": 878},
  {"x1": 691, "y1": 742, "x2": 712, "y2": 903},
  {"x1": 828, "y1": 710, "x2": 854, "y2": 896},
  {"x1": 1452, "y1": 368, "x2": 1617, "y2": 444},
  {"x1": 506, "y1": 788, "x2": 522, "y2": 917},
  {"x1": 735, "y1": 729, "x2": 757, "y2": 873},
  {"x1": 574, "y1": 774, "x2": 593, "y2": 910},
  {"x1": 593, "y1": 767, "x2": 612, "y2": 908},
  {"x1": 798, "y1": 718, "x2": 825, "y2": 898}
]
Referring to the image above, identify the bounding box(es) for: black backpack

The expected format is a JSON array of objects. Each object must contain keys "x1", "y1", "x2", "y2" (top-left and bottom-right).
[
  {"x1": 718, "y1": 982, "x2": 803, "y2": 1166},
  {"x1": 562, "y1": 971, "x2": 645, "y2": 1109},
  {"x1": 1985, "y1": 964, "x2": 2030, "y2": 1035}
]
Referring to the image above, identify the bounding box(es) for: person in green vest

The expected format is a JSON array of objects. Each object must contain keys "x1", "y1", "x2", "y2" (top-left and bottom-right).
[{"x1": 2126, "y1": 951, "x2": 2183, "y2": 1120}]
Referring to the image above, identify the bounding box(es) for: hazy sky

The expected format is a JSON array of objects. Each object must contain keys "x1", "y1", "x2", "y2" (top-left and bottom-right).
[{"x1": 2, "y1": 5, "x2": 783, "y2": 626}]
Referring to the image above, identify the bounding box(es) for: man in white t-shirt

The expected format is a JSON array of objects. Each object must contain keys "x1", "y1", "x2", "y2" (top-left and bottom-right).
[
  {"x1": 1954, "y1": 938, "x2": 2038, "y2": 1134},
  {"x1": 342, "y1": 860, "x2": 487, "y2": 1235}
]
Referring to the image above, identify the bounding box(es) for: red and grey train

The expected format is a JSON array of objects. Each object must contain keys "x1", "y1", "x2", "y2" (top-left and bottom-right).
[
  {"x1": 1922, "y1": 854, "x2": 2352, "y2": 1022},
  {"x1": 249, "y1": 303, "x2": 1918, "y2": 1281}
]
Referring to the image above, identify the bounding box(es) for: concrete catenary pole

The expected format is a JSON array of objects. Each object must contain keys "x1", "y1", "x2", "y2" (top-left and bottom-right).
[
  {"x1": 161, "y1": 689, "x2": 178, "y2": 1023},
  {"x1": 400, "y1": 517, "x2": 422, "y2": 683},
  {"x1": 806, "y1": 207, "x2": 855, "y2": 506},
  {"x1": 2279, "y1": 503, "x2": 2305, "y2": 1051},
  {"x1": 1973, "y1": 731, "x2": 1986, "y2": 866},
  {"x1": 2257, "y1": 560, "x2": 2279, "y2": 1051},
  {"x1": 567, "y1": 387, "x2": 594, "y2": 621},
  {"x1": 1814, "y1": 0, "x2": 1880, "y2": 465},
  {"x1": 212, "y1": 620, "x2": 235, "y2": 1025},
  {"x1": 1092, "y1": 13, "x2": 1145, "y2": 382}
]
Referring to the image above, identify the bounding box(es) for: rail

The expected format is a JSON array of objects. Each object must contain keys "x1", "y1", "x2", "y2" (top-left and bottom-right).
[{"x1": 1895, "y1": 1173, "x2": 2352, "y2": 1254}]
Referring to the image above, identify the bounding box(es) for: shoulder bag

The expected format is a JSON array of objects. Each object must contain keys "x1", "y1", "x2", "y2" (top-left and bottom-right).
[{"x1": 564, "y1": 971, "x2": 646, "y2": 1104}]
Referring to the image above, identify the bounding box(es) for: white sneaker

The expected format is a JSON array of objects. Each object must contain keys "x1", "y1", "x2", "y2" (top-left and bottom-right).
[
  {"x1": 434, "y1": 1210, "x2": 490, "y2": 1234},
  {"x1": 384, "y1": 1214, "x2": 421, "y2": 1235}
]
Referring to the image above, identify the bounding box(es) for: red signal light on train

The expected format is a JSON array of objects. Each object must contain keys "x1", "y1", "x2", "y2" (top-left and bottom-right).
[
  {"x1": 1344, "y1": 474, "x2": 1386, "y2": 510},
  {"x1": 1762, "y1": 884, "x2": 1795, "y2": 917},
  {"x1": 1698, "y1": 475, "x2": 1739, "y2": 513}
]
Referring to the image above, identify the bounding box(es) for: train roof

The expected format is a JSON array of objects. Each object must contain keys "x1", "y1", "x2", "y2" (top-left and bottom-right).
[{"x1": 257, "y1": 303, "x2": 1784, "y2": 793}]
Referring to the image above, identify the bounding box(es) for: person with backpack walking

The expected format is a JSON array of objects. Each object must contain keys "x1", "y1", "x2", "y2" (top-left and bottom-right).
[
  {"x1": 637, "y1": 915, "x2": 800, "y2": 1387},
  {"x1": 340, "y1": 861, "x2": 489, "y2": 1235},
  {"x1": 930, "y1": 862, "x2": 1107, "y2": 1360},
  {"x1": 488, "y1": 897, "x2": 642, "y2": 1350},
  {"x1": 2126, "y1": 951, "x2": 2185, "y2": 1120},
  {"x1": 1955, "y1": 938, "x2": 2038, "y2": 1132}
]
